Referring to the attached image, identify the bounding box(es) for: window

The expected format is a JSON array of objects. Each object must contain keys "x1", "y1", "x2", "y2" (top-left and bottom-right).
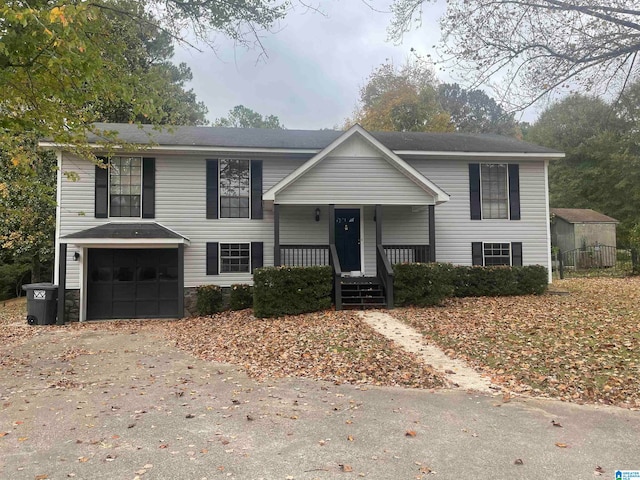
[
  {"x1": 469, "y1": 163, "x2": 520, "y2": 221},
  {"x1": 220, "y1": 243, "x2": 250, "y2": 273},
  {"x1": 483, "y1": 243, "x2": 511, "y2": 266},
  {"x1": 481, "y1": 164, "x2": 508, "y2": 219},
  {"x1": 472, "y1": 242, "x2": 522, "y2": 266},
  {"x1": 110, "y1": 156, "x2": 142, "y2": 217},
  {"x1": 220, "y1": 159, "x2": 250, "y2": 218}
]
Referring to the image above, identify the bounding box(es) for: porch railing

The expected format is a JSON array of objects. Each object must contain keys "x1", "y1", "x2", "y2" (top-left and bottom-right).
[
  {"x1": 383, "y1": 244, "x2": 431, "y2": 264},
  {"x1": 376, "y1": 244, "x2": 394, "y2": 309},
  {"x1": 279, "y1": 244, "x2": 330, "y2": 267},
  {"x1": 329, "y1": 244, "x2": 342, "y2": 310}
]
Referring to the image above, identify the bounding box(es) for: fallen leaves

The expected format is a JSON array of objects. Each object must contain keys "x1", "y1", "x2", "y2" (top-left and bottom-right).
[
  {"x1": 405, "y1": 430, "x2": 417, "y2": 437},
  {"x1": 161, "y1": 310, "x2": 446, "y2": 389},
  {"x1": 395, "y1": 277, "x2": 640, "y2": 407},
  {"x1": 555, "y1": 442, "x2": 568, "y2": 448}
]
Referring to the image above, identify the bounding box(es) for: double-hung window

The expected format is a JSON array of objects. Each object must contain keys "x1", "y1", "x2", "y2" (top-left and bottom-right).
[
  {"x1": 206, "y1": 159, "x2": 263, "y2": 220},
  {"x1": 109, "y1": 156, "x2": 142, "y2": 217},
  {"x1": 469, "y1": 163, "x2": 520, "y2": 220},
  {"x1": 481, "y1": 164, "x2": 508, "y2": 219},
  {"x1": 472, "y1": 242, "x2": 523, "y2": 266},
  {"x1": 220, "y1": 243, "x2": 250, "y2": 273},
  {"x1": 220, "y1": 159, "x2": 250, "y2": 218}
]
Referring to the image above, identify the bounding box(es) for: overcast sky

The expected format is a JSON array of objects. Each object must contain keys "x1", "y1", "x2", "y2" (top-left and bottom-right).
[{"x1": 173, "y1": 0, "x2": 452, "y2": 130}]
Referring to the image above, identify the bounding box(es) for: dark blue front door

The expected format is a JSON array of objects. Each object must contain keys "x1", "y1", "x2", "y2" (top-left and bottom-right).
[{"x1": 335, "y1": 208, "x2": 361, "y2": 272}]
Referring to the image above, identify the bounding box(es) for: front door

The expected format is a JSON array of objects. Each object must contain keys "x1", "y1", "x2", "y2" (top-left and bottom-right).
[{"x1": 335, "y1": 208, "x2": 361, "y2": 272}]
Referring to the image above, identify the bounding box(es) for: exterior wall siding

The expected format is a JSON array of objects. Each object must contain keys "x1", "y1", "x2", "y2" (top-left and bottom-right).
[
  {"x1": 408, "y1": 158, "x2": 549, "y2": 267},
  {"x1": 59, "y1": 154, "x2": 301, "y2": 288},
  {"x1": 59, "y1": 150, "x2": 551, "y2": 293}
]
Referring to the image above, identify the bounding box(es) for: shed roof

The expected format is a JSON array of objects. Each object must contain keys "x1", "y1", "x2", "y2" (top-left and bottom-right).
[
  {"x1": 69, "y1": 123, "x2": 562, "y2": 155},
  {"x1": 550, "y1": 208, "x2": 619, "y2": 224},
  {"x1": 62, "y1": 222, "x2": 188, "y2": 240}
]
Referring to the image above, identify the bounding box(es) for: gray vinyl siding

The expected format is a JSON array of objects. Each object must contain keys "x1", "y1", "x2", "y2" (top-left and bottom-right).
[
  {"x1": 276, "y1": 154, "x2": 435, "y2": 205},
  {"x1": 407, "y1": 158, "x2": 549, "y2": 266},
  {"x1": 59, "y1": 154, "x2": 301, "y2": 288}
]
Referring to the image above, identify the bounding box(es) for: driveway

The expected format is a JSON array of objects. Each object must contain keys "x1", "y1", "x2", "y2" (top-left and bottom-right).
[{"x1": 1, "y1": 326, "x2": 639, "y2": 479}]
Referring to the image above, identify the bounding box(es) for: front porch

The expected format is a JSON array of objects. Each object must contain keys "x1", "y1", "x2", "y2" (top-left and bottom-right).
[{"x1": 273, "y1": 204, "x2": 437, "y2": 310}]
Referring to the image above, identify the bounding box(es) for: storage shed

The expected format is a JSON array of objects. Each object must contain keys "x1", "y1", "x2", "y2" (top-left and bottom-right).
[{"x1": 550, "y1": 208, "x2": 619, "y2": 251}]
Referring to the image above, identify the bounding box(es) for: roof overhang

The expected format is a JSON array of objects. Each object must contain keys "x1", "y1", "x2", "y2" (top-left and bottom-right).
[
  {"x1": 60, "y1": 222, "x2": 190, "y2": 247},
  {"x1": 395, "y1": 151, "x2": 565, "y2": 159},
  {"x1": 263, "y1": 124, "x2": 450, "y2": 205}
]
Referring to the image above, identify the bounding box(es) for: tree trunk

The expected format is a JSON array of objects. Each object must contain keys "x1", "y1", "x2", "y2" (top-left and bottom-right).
[{"x1": 31, "y1": 255, "x2": 41, "y2": 283}]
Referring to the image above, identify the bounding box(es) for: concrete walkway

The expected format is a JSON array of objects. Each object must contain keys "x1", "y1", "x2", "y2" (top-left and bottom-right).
[{"x1": 359, "y1": 311, "x2": 497, "y2": 394}]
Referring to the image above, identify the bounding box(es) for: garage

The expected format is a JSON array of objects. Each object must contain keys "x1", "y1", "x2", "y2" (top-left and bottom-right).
[{"x1": 87, "y1": 248, "x2": 179, "y2": 320}]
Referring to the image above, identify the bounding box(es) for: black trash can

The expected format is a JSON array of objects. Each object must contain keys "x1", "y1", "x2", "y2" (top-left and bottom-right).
[{"x1": 22, "y1": 283, "x2": 58, "y2": 325}]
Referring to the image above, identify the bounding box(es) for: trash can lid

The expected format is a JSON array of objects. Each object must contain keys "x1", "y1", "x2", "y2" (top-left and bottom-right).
[{"x1": 22, "y1": 283, "x2": 59, "y2": 291}]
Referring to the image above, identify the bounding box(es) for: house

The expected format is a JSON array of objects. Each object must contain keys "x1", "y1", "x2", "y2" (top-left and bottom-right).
[
  {"x1": 550, "y1": 208, "x2": 619, "y2": 268},
  {"x1": 45, "y1": 123, "x2": 563, "y2": 322}
]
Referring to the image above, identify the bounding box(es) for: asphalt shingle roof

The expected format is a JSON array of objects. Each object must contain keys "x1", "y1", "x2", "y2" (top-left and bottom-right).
[
  {"x1": 85, "y1": 123, "x2": 561, "y2": 154},
  {"x1": 550, "y1": 208, "x2": 619, "y2": 224},
  {"x1": 62, "y1": 222, "x2": 186, "y2": 239}
]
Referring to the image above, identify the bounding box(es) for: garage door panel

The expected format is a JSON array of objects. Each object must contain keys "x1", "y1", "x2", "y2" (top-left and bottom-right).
[{"x1": 88, "y1": 248, "x2": 179, "y2": 320}]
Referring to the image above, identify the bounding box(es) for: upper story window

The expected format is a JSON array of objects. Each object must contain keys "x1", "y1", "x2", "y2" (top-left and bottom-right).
[
  {"x1": 469, "y1": 163, "x2": 520, "y2": 221},
  {"x1": 481, "y1": 164, "x2": 508, "y2": 219},
  {"x1": 220, "y1": 159, "x2": 250, "y2": 218},
  {"x1": 110, "y1": 157, "x2": 142, "y2": 217}
]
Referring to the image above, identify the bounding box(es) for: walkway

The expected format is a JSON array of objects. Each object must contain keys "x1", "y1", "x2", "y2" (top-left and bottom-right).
[{"x1": 358, "y1": 311, "x2": 498, "y2": 393}]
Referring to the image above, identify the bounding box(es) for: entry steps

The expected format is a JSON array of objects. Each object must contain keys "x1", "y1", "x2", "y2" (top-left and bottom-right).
[{"x1": 340, "y1": 276, "x2": 386, "y2": 309}]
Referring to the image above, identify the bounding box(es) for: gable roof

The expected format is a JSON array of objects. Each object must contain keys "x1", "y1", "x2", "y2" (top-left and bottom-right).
[
  {"x1": 551, "y1": 208, "x2": 619, "y2": 224},
  {"x1": 42, "y1": 122, "x2": 563, "y2": 156},
  {"x1": 263, "y1": 124, "x2": 450, "y2": 205}
]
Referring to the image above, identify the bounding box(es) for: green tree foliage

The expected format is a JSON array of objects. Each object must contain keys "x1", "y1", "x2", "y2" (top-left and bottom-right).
[
  {"x1": 437, "y1": 84, "x2": 517, "y2": 136},
  {"x1": 346, "y1": 59, "x2": 452, "y2": 132},
  {"x1": 213, "y1": 105, "x2": 285, "y2": 129},
  {"x1": 388, "y1": 1, "x2": 640, "y2": 111},
  {"x1": 528, "y1": 93, "x2": 640, "y2": 245}
]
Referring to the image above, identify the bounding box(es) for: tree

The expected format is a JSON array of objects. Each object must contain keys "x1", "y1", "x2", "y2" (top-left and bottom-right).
[
  {"x1": 1, "y1": 0, "x2": 288, "y2": 162},
  {"x1": 528, "y1": 93, "x2": 640, "y2": 245},
  {"x1": 214, "y1": 105, "x2": 285, "y2": 129},
  {"x1": 346, "y1": 59, "x2": 453, "y2": 132},
  {"x1": 437, "y1": 84, "x2": 517, "y2": 136},
  {"x1": 388, "y1": 0, "x2": 640, "y2": 111}
]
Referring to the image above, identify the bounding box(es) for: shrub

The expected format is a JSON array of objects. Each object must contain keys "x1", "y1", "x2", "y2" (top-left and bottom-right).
[
  {"x1": 195, "y1": 284, "x2": 224, "y2": 315},
  {"x1": 393, "y1": 263, "x2": 455, "y2": 307},
  {"x1": 229, "y1": 284, "x2": 253, "y2": 310},
  {"x1": 253, "y1": 266, "x2": 332, "y2": 318},
  {"x1": 452, "y1": 265, "x2": 548, "y2": 297}
]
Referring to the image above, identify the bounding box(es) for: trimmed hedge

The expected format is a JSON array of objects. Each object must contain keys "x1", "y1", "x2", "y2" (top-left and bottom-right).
[
  {"x1": 452, "y1": 265, "x2": 548, "y2": 297},
  {"x1": 253, "y1": 266, "x2": 332, "y2": 318},
  {"x1": 393, "y1": 263, "x2": 455, "y2": 306},
  {"x1": 393, "y1": 263, "x2": 548, "y2": 306},
  {"x1": 196, "y1": 284, "x2": 224, "y2": 315},
  {"x1": 229, "y1": 284, "x2": 253, "y2": 310}
]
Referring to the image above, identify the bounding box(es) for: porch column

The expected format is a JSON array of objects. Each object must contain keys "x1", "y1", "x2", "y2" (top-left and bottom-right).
[
  {"x1": 57, "y1": 243, "x2": 67, "y2": 325},
  {"x1": 274, "y1": 204, "x2": 281, "y2": 266},
  {"x1": 375, "y1": 204, "x2": 382, "y2": 245},
  {"x1": 428, "y1": 205, "x2": 436, "y2": 262},
  {"x1": 177, "y1": 244, "x2": 184, "y2": 318},
  {"x1": 328, "y1": 204, "x2": 335, "y2": 244}
]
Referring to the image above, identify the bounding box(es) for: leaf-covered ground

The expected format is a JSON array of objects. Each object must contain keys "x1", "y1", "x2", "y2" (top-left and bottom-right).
[
  {"x1": 394, "y1": 277, "x2": 640, "y2": 408},
  {"x1": 159, "y1": 310, "x2": 447, "y2": 389}
]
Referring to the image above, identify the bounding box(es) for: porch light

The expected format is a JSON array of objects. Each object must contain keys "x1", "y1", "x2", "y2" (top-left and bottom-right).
[
  {"x1": 73, "y1": 252, "x2": 80, "y2": 261},
  {"x1": 315, "y1": 208, "x2": 321, "y2": 222}
]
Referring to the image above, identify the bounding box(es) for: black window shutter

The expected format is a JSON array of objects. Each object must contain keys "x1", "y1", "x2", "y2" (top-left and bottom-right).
[
  {"x1": 512, "y1": 242, "x2": 523, "y2": 266},
  {"x1": 250, "y1": 160, "x2": 263, "y2": 219},
  {"x1": 206, "y1": 242, "x2": 219, "y2": 275},
  {"x1": 142, "y1": 157, "x2": 155, "y2": 218},
  {"x1": 95, "y1": 158, "x2": 109, "y2": 218},
  {"x1": 206, "y1": 160, "x2": 219, "y2": 219},
  {"x1": 251, "y1": 241, "x2": 264, "y2": 272},
  {"x1": 472, "y1": 242, "x2": 483, "y2": 266},
  {"x1": 469, "y1": 163, "x2": 481, "y2": 220},
  {"x1": 508, "y1": 164, "x2": 521, "y2": 220}
]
